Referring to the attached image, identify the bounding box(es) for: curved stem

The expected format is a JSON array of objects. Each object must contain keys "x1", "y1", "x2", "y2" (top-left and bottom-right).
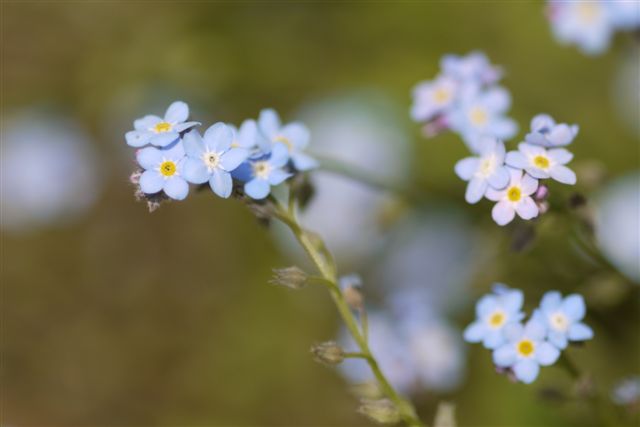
[{"x1": 272, "y1": 197, "x2": 425, "y2": 427}]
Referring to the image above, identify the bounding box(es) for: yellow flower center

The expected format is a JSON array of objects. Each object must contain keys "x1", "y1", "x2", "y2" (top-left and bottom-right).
[
  {"x1": 533, "y1": 155, "x2": 550, "y2": 169},
  {"x1": 159, "y1": 160, "x2": 177, "y2": 177},
  {"x1": 274, "y1": 135, "x2": 293, "y2": 151},
  {"x1": 433, "y1": 87, "x2": 451, "y2": 104},
  {"x1": 253, "y1": 161, "x2": 272, "y2": 179},
  {"x1": 469, "y1": 107, "x2": 488, "y2": 126},
  {"x1": 517, "y1": 339, "x2": 535, "y2": 357},
  {"x1": 154, "y1": 122, "x2": 173, "y2": 133},
  {"x1": 550, "y1": 312, "x2": 569, "y2": 332},
  {"x1": 507, "y1": 186, "x2": 522, "y2": 202},
  {"x1": 488, "y1": 311, "x2": 506, "y2": 328},
  {"x1": 202, "y1": 152, "x2": 220, "y2": 170}
]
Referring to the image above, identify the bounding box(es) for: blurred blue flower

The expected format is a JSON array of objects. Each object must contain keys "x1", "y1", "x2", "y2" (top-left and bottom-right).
[
  {"x1": 525, "y1": 114, "x2": 579, "y2": 148},
  {"x1": 485, "y1": 169, "x2": 539, "y2": 226},
  {"x1": 605, "y1": 1, "x2": 640, "y2": 30},
  {"x1": 411, "y1": 75, "x2": 459, "y2": 123},
  {"x1": 182, "y1": 124, "x2": 248, "y2": 198},
  {"x1": 136, "y1": 141, "x2": 189, "y2": 200},
  {"x1": 506, "y1": 143, "x2": 577, "y2": 185},
  {"x1": 547, "y1": 0, "x2": 614, "y2": 55},
  {"x1": 455, "y1": 137, "x2": 510, "y2": 204},
  {"x1": 229, "y1": 119, "x2": 262, "y2": 155},
  {"x1": 611, "y1": 376, "x2": 640, "y2": 407},
  {"x1": 440, "y1": 51, "x2": 503, "y2": 86},
  {"x1": 232, "y1": 144, "x2": 292, "y2": 199},
  {"x1": 126, "y1": 101, "x2": 199, "y2": 148},
  {"x1": 534, "y1": 291, "x2": 594, "y2": 349},
  {"x1": 492, "y1": 318, "x2": 560, "y2": 384},
  {"x1": 464, "y1": 284, "x2": 525, "y2": 349},
  {"x1": 257, "y1": 108, "x2": 318, "y2": 171}
]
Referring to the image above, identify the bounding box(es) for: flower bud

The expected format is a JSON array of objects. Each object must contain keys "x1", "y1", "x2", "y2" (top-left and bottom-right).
[
  {"x1": 311, "y1": 341, "x2": 345, "y2": 365},
  {"x1": 357, "y1": 398, "x2": 401, "y2": 425},
  {"x1": 270, "y1": 266, "x2": 308, "y2": 290},
  {"x1": 534, "y1": 184, "x2": 549, "y2": 201},
  {"x1": 339, "y1": 274, "x2": 364, "y2": 311}
]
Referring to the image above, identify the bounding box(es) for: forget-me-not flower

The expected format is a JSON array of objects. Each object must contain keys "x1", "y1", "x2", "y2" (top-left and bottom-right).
[
  {"x1": 411, "y1": 75, "x2": 459, "y2": 122},
  {"x1": 126, "y1": 101, "x2": 200, "y2": 148},
  {"x1": 136, "y1": 141, "x2": 189, "y2": 200},
  {"x1": 547, "y1": 0, "x2": 614, "y2": 55},
  {"x1": 232, "y1": 144, "x2": 292, "y2": 200},
  {"x1": 258, "y1": 108, "x2": 318, "y2": 171},
  {"x1": 492, "y1": 317, "x2": 561, "y2": 384},
  {"x1": 464, "y1": 284, "x2": 525, "y2": 349},
  {"x1": 440, "y1": 51, "x2": 502, "y2": 86},
  {"x1": 455, "y1": 137, "x2": 510, "y2": 204},
  {"x1": 506, "y1": 143, "x2": 577, "y2": 185},
  {"x1": 525, "y1": 114, "x2": 579, "y2": 148},
  {"x1": 485, "y1": 168, "x2": 539, "y2": 226},
  {"x1": 534, "y1": 291, "x2": 594, "y2": 349},
  {"x1": 182, "y1": 124, "x2": 249, "y2": 198},
  {"x1": 229, "y1": 119, "x2": 263, "y2": 155},
  {"x1": 605, "y1": 1, "x2": 640, "y2": 31}
]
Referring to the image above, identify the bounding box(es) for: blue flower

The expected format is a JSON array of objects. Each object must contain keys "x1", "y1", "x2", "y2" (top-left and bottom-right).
[
  {"x1": 454, "y1": 137, "x2": 510, "y2": 204},
  {"x1": 136, "y1": 141, "x2": 189, "y2": 200},
  {"x1": 126, "y1": 101, "x2": 200, "y2": 148},
  {"x1": 506, "y1": 143, "x2": 577, "y2": 185},
  {"x1": 525, "y1": 114, "x2": 579, "y2": 148},
  {"x1": 258, "y1": 108, "x2": 318, "y2": 171},
  {"x1": 547, "y1": 0, "x2": 614, "y2": 55},
  {"x1": 440, "y1": 51, "x2": 502, "y2": 86},
  {"x1": 492, "y1": 317, "x2": 561, "y2": 384},
  {"x1": 485, "y1": 168, "x2": 539, "y2": 226},
  {"x1": 605, "y1": 1, "x2": 640, "y2": 31},
  {"x1": 464, "y1": 284, "x2": 525, "y2": 349},
  {"x1": 534, "y1": 291, "x2": 594, "y2": 349},
  {"x1": 411, "y1": 75, "x2": 459, "y2": 123},
  {"x1": 181, "y1": 124, "x2": 249, "y2": 198},
  {"x1": 232, "y1": 144, "x2": 292, "y2": 200},
  {"x1": 448, "y1": 87, "x2": 518, "y2": 153},
  {"x1": 228, "y1": 119, "x2": 263, "y2": 155}
]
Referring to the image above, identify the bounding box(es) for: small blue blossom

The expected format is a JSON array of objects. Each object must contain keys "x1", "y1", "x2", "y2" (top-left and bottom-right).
[
  {"x1": 258, "y1": 108, "x2": 318, "y2": 171},
  {"x1": 611, "y1": 376, "x2": 640, "y2": 407},
  {"x1": 547, "y1": 0, "x2": 614, "y2": 55},
  {"x1": 448, "y1": 87, "x2": 518, "y2": 153},
  {"x1": 126, "y1": 101, "x2": 200, "y2": 148},
  {"x1": 605, "y1": 1, "x2": 640, "y2": 31},
  {"x1": 464, "y1": 284, "x2": 525, "y2": 349},
  {"x1": 232, "y1": 144, "x2": 292, "y2": 200},
  {"x1": 506, "y1": 143, "x2": 577, "y2": 185},
  {"x1": 440, "y1": 51, "x2": 502, "y2": 86},
  {"x1": 136, "y1": 141, "x2": 189, "y2": 200},
  {"x1": 411, "y1": 75, "x2": 459, "y2": 123},
  {"x1": 534, "y1": 291, "x2": 594, "y2": 349},
  {"x1": 492, "y1": 317, "x2": 561, "y2": 384},
  {"x1": 228, "y1": 119, "x2": 263, "y2": 155},
  {"x1": 455, "y1": 137, "x2": 510, "y2": 204},
  {"x1": 485, "y1": 168, "x2": 539, "y2": 226},
  {"x1": 181, "y1": 124, "x2": 249, "y2": 198},
  {"x1": 525, "y1": 114, "x2": 579, "y2": 148}
]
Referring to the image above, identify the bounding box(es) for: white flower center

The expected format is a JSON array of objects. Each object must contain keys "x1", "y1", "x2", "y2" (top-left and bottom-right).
[
  {"x1": 477, "y1": 155, "x2": 496, "y2": 178},
  {"x1": 550, "y1": 312, "x2": 569, "y2": 332},
  {"x1": 252, "y1": 161, "x2": 272, "y2": 179},
  {"x1": 202, "y1": 151, "x2": 221, "y2": 170}
]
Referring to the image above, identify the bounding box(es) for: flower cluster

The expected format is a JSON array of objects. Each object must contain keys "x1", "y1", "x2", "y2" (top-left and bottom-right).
[
  {"x1": 464, "y1": 284, "x2": 594, "y2": 384},
  {"x1": 411, "y1": 51, "x2": 517, "y2": 153},
  {"x1": 547, "y1": 0, "x2": 640, "y2": 55},
  {"x1": 125, "y1": 101, "x2": 317, "y2": 203},
  {"x1": 455, "y1": 113, "x2": 579, "y2": 225}
]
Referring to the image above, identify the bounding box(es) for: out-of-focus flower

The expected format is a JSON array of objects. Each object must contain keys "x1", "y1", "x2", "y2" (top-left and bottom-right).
[
  {"x1": 257, "y1": 108, "x2": 318, "y2": 171},
  {"x1": 506, "y1": 143, "x2": 577, "y2": 185},
  {"x1": 486, "y1": 169, "x2": 539, "y2": 226},
  {"x1": 232, "y1": 144, "x2": 292, "y2": 200},
  {"x1": 448, "y1": 87, "x2": 518, "y2": 153},
  {"x1": 464, "y1": 284, "x2": 525, "y2": 349},
  {"x1": 525, "y1": 114, "x2": 579, "y2": 148},
  {"x1": 229, "y1": 119, "x2": 261, "y2": 153},
  {"x1": 182, "y1": 124, "x2": 248, "y2": 198},
  {"x1": 492, "y1": 318, "x2": 560, "y2": 384},
  {"x1": 440, "y1": 51, "x2": 502, "y2": 86},
  {"x1": 611, "y1": 376, "x2": 640, "y2": 407},
  {"x1": 455, "y1": 137, "x2": 510, "y2": 204},
  {"x1": 1, "y1": 112, "x2": 101, "y2": 232},
  {"x1": 547, "y1": 0, "x2": 614, "y2": 55},
  {"x1": 125, "y1": 101, "x2": 199, "y2": 147},
  {"x1": 411, "y1": 75, "x2": 459, "y2": 123},
  {"x1": 534, "y1": 291, "x2": 594, "y2": 349},
  {"x1": 594, "y1": 173, "x2": 640, "y2": 283},
  {"x1": 606, "y1": 1, "x2": 640, "y2": 30},
  {"x1": 136, "y1": 141, "x2": 189, "y2": 200}
]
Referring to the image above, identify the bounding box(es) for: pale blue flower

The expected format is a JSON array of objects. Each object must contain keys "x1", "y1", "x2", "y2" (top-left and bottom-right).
[
  {"x1": 136, "y1": 141, "x2": 189, "y2": 200},
  {"x1": 258, "y1": 108, "x2": 318, "y2": 171},
  {"x1": 534, "y1": 291, "x2": 594, "y2": 349},
  {"x1": 525, "y1": 114, "x2": 579, "y2": 148},
  {"x1": 492, "y1": 317, "x2": 561, "y2": 384},
  {"x1": 548, "y1": 0, "x2": 614, "y2": 55},
  {"x1": 126, "y1": 101, "x2": 200, "y2": 148},
  {"x1": 232, "y1": 144, "x2": 292, "y2": 200},
  {"x1": 485, "y1": 168, "x2": 539, "y2": 226},
  {"x1": 455, "y1": 137, "x2": 510, "y2": 204},
  {"x1": 506, "y1": 143, "x2": 577, "y2": 185},
  {"x1": 606, "y1": 1, "x2": 640, "y2": 31},
  {"x1": 411, "y1": 74, "x2": 459, "y2": 122},
  {"x1": 464, "y1": 284, "x2": 525, "y2": 349},
  {"x1": 611, "y1": 376, "x2": 640, "y2": 406},
  {"x1": 181, "y1": 124, "x2": 249, "y2": 198},
  {"x1": 448, "y1": 87, "x2": 518, "y2": 153},
  {"x1": 440, "y1": 51, "x2": 502, "y2": 86},
  {"x1": 229, "y1": 119, "x2": 263, "y2": 155}
]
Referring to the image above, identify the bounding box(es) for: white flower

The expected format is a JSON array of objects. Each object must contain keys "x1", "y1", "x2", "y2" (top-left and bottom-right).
[
  {"x1": 411, "y1": 75, "x2": 459, "y2": 122},
  {"x1": 486, "y1": 169, "x2": 539, "y2": 226},
  {"x1": 455, "y1": 137, "x2": 510, "y2": 204},
  {"x1": 506, "y1": 143, "x2": 577, "y2": 185}
]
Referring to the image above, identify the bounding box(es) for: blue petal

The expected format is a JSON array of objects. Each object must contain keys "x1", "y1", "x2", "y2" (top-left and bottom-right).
[
  {"x1": 164, "y1": 101, "x2": 189, "y2": 123},
  {"x1": 548, "y1": 330, "x2": 568, "y2": 349},
  {"x1": 163, "y1": 177, "x2": 189, "y2": 200},
  {"x1": 530, "y1": 114, "x2": 555, "y2": 132},
  {"x1": 524, "y1": 132, "x2": 548, "y2": 147},
  {"x1": 502, "y1": 289, "x2": 524, "y2": 313},
  {"x1": 174, "y1": 121, "x2": 201, "y2": 133},
  {"x1": 269, "y1": 143, "x2": 290, "y2": 168},
  {"x1": 126, "y1": 130, "x2": 153, "y2": 147},
  {"x1": 204, "y1": 122, "x2": 234, "y2": 153},
  {"x1": 568, "y1": 323, "x2": 594, "y2": 342},
  {"x1": 476, "y1": 295, "x2": 498, "y2": 317},
  {"x1": 454, "y1": 157, "x2": 479, "y2": 181},
  {"x1": 488, "y1": 166, "x2": 510, "y2": 189},
  {"x1": 258, "y1": 108, "x2": 281, "y2": 138},
  {"x1": 291, "y1": 152, "x2": 318, "y2": 171},
  {"x1": 134, "y1": 115, "x2": 162, "y2": 131},
  {"x1": 536, "y1": 342, "x2": 560, "y2": 366},
  {"x1": 237, "y1": 119, "x2": 258, "y2": 148},
  {"x1": 513, "y1": 360, "x2": 540, "y2": 384},
  {"x1": 182, "y1": 158, "x2": 209, "y2": 184},
  {"x1": 505, "y1": 151, "x2": 528, "y2": 169},
  {"x1": 549, "y1": 165, "x2": 576, "y2": 185},
  {"x1": 136, "y1": 147, "x2": 163, "y2": 170},
  {"x1": 281, "y1": 122, "x2": 310, "y2": 149},
  {"x1": 245, "y1": 179, "x2": 270, "y2": 200},
  {"x1": 268, "y1": 169, "x2": 292, "y2": 186},
  {"x1": 209, "y1": 169, "x2": 233, "y2": 198},
  {"x1": 562, "y1": 294, "x2": 586, "y2": 321},
  {"x1": 150, "y1": 132, "x2": 180, "y2": 147},
  {"x1": 493, "y1": 344, "x2": 517, "y2": 367},
  {"x1": 524, "y1": 318, "x2": 547, "y2": 341},
  {"x1": 139, "y1": 170, "x2": 163, "y2": 194},
  {"x1": 231, "y1": 161, "x2": 253, "y2": 182},
  {"x1": 182, "y1": 130, "x2": 205, "y2": 158},
  {"x1": 463, "y1": 322, "x2": 486, "y2": 343},
  {"x1": 540, "y1": 291, "x2": 562, "y2": 313},
  {"x1": 482, "y1": 329, "x2": 505, "y2": 350},
  {"x1": 221, "y1": 148, "x2": 249, "y2": 172},
  {"x1": 465, "y1": 177, "x2": 488, "y2": 204}
]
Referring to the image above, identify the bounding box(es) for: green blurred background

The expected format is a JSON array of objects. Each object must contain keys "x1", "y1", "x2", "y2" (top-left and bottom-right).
[{"x1": 2, "y1": 2, "x2": 639, "y2": 426}]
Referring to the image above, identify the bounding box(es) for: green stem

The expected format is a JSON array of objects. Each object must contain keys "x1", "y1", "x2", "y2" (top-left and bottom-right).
[{"x1": 273, "y1": 196, "x2": 425, "y2": 427}]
